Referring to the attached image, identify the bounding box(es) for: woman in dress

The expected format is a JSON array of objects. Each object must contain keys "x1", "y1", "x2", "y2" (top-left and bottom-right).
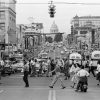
[{"x1": 70, "y1": 63, "x2": 81, "y2": 88}]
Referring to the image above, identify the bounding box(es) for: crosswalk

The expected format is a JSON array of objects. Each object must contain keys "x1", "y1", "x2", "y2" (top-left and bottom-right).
[{"x1": 9, "y1": 75, "x2": 24, "y2": 78}]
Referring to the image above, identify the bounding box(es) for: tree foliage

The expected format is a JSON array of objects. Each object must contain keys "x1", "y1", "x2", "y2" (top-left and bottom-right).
[
  {"x1": 54, "y1": 33, "x2": 63, "y2": 42},
  {"x1": 45, "y1": 36, "x2": 53, "y2": 43}
]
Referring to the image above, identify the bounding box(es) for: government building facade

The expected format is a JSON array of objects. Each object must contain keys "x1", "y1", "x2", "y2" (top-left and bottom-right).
[{"x1": 70, "y1": 15, "x2": 100, "y2": 51}]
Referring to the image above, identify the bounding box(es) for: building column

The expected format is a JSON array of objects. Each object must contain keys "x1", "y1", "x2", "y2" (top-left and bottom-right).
[
  {"x1": 91, "y1": 29, "x2": 95, "y2": 44},
  {"x1": 29, "y1": 37, "x2": 33, "y2": 46},
  {"x1": 5, "y1": 33, "x2": 8, "y2": 44},
  {"x1": 78, "y1": 30, "x2": 80, "y2": 35},
  {"x1": 37, "y1": 35, "x2": 41, "y2": 45},
  {"x1": 42, "y1": 34, "x2": 46, "y2": 44},
  {"x1": 25, "y1": 37, "x2": 28, "y2": 49},
  {"x1": 32, "y1": 36, "x2": 35, "y2": 47}
]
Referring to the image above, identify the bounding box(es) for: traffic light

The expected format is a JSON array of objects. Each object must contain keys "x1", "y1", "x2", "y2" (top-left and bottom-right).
[{"x1": 49, "y1": 5, "x2": 56, "y2": 18}]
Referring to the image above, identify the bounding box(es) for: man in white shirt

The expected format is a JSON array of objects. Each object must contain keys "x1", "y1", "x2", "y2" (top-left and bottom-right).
[
  {"x1": 30, "y1": 58, "x2": 35, "y2": 77},
  {"x1": 89, "y1": 59, "x2": 96, "y2": 77},
  {"x1": 1, "y1": 60, "x2": 4, "y2": 67},
  {"x1": 75, "y1": 66, "x2": 89, "y2": 92},
  {"x1": 77, "y1": 69, "x2": 89, "y2": 77}
]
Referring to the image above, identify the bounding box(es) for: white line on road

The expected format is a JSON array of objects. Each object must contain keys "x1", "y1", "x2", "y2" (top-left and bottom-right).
[
  {"x1": 0, "y1": 90, "x2": 4, "y2": 94},
  {"x1": 53, "y1": 90, "x2": 56, "y2": 100},
  {"x1": 48, "y1": 90, "x2": 52, "y2": 100}
]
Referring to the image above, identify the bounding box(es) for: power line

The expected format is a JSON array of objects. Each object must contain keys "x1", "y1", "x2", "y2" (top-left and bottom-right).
[
  {"x1": 1, "y1": 2, "x2": 100, "y2": 5},
  {"x1": 0, "y1": 2, "x2": 48, "y2": 4},
  {"x1": 55, "y1": 2, "x2": 100, "y2": 5}
]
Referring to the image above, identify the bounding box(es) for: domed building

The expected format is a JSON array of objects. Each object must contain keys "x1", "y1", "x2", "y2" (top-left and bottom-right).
[
  {"x1": 50, "y1": 21, "x2": 59, "y2": 40},
  {"x1": 50, "y1": 21, "x2": 59, "y2": 33}
]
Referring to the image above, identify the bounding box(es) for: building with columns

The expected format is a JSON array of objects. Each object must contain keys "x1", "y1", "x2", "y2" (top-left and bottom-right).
[
  {"x1": 0, "y1": 0, "x2": 16, "y2": 44},
  {"x1": 23, "y1": 23, "x2": 43, "y2": 58},
  {"x1": 50, "y1": 21, "x2": 59, "y2": 40},
  {"x1": 16, "y1": 24, "x2": 26, "y2": 50},
  {"x1": 71, "y1": 15, "x2": 100, "y2": 51}
]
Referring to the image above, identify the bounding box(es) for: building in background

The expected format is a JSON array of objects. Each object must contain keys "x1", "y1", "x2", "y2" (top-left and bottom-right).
[
  {"x1": 50, "y1": 21, "x2": 59, "y2": 40},
  {"x1": 16, "y1": 24, "x2": 26, "y2": 50},
  {"x1": 23, "y1": 22, "x2": 43, "y2": 58},
  {"x1": 71, "y1": 15, "x2": 100, "y2": 51},
  {"x1": 0, "y1": 0, "x2": 16, "y2": 44}
]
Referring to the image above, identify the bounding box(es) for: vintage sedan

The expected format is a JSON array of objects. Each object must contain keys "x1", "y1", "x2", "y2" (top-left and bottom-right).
[{"x1": 11, "y1": 60, "x2": 24, "y2": 73}]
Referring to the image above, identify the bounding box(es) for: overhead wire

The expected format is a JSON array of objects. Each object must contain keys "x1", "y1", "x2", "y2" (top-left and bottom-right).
[
  {"x1": 54, "y1": 2, "x2": 100, "y2": 5},
  {"x1": 1, "y1": 2, "x2": 100, "y2": 5}
]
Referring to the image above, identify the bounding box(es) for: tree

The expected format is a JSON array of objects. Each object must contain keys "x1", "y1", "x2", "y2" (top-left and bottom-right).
[
  {"x1": 45, "y1": 36, "x2": 53, "y2": 43},
  {"x1": 54, "y1": 33, "x2": 63, "y2": 42}
]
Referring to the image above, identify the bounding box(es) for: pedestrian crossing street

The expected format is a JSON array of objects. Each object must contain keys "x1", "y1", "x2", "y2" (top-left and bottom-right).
[{"x1": 1, "y1": 74, "x2": 100, "y2": 100}]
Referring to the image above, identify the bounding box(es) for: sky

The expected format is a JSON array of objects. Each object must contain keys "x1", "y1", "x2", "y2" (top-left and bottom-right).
[{"x1": 16, "y1": 0, "x2": 100, "y2": 35}]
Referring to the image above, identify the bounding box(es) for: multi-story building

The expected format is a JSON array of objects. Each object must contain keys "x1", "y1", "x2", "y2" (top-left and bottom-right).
[
  {"x1": 71, "y1": 15, "x2": 100, "y2": 50},
  {"x1": 49, "y1": 21, "x2": 64, "y2": 42},
  {"x1": 23, "y1": 23, "x2": 43, "y2": 58},
  {"x1": 16, "y1": 24, "x2": 26, "y2": 50},
  {"x1": 0, "y1": 0, "x2": 16, "y2": 44}
]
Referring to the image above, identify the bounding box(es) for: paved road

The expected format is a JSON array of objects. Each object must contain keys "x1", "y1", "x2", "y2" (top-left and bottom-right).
[{"x1": 0, "y1": 73, "x2": 100, "y2": 100}]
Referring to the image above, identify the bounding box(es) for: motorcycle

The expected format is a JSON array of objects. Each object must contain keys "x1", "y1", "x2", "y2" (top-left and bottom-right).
[{"x1": 78, "y1": 76, "x2": 88, "y2": 92}]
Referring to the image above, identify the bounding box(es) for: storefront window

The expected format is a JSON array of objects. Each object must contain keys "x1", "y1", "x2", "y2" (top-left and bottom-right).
[
  {"x1": 0, "y1": 23, "x2": 5, "y2": 30},
  {"x1": 0, "y1": 2, "x2": 5, "y2": 7},
  {"x1": 0, "y1": 11, "x2": 5, "y2": 19}
]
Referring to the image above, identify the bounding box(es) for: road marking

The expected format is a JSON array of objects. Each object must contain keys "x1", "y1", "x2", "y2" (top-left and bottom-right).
[
  {"x1": 0, "y1": 90, "x2": 4, "y2": 94},
  {"x1": 48, "y1": 90, "x2": 52, "y2": 100},
  {"x1": 53, "y1": 90, "x2": 56, "y2": 100},
  {"x1": 9, "y1": 75, "x2": 24, "y2": 78},
  {"x1": 9, "y1": 77, "x2": 22, "y2": 78}
]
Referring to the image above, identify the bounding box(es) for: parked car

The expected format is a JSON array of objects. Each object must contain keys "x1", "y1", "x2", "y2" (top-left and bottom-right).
[{"x1": 1, "y1": 60, "x2": 14, "y2": 76}]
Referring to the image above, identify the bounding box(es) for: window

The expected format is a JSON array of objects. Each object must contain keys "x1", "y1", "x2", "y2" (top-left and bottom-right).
[
  {"x1": 0, "y1": 11, "x2": 5, "y2": 19},
  {"x1": 0, "y1": 23, "x2": 5, "y2": 30},
  {"x1": 10, "y1": 17, "x2": 11, "y2": 20},
  {"x1": 0, "y1": 2, "x2": 5, "y2": 7}
]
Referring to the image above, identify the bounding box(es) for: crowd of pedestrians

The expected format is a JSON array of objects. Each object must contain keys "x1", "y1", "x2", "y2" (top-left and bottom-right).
[
  {"x1": 22, "y1": 57, "x2": 100, "y2": 91},
  {"x1": 0, "y1": 56, "x2": 100, "y2": 92}
]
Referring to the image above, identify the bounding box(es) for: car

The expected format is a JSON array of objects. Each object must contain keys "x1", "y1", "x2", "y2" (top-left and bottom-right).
[
  {"x1": 15, "y1": 67, "x2": 23, "y2": 73},
  {"x1": 11, "y1": 60, "x2": 24, "y2": 73},
  {"x1": 1, "y1": 60, "x2": 14, "y2": 76}
]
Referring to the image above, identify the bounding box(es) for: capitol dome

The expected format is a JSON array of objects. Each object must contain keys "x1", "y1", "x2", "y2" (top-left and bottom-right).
[{"x1": 50, "y1": 21, "x2": 59, "y2": 33}]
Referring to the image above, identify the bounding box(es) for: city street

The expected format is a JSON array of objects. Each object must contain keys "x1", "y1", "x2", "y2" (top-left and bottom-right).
[
  {"x1": 0, "y1": 74, "x2": 100, "y2": 100},
  {"x1": 1, "y1": 0, "x2": 100, "y2": 100}
]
